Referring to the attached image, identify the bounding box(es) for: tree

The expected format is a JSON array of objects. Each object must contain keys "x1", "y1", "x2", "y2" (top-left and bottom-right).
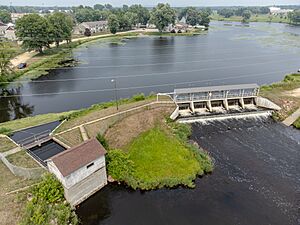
[
  {"x1": 104, "y1": 4, "x2": 113, "y2": 11},
  {"x1": 242, "y1": 10, "x2": 251, "y2": 22},
  {"x1": 84, "y1": 28, "x2": 91, "y2": 36},
  {"x1": 150, "y1": 3, "x2": 176, "y2": 32},
  {"x1": 108, "y1": 14, "x2": 119, "y2": 34},
  {"x1": 0, "y1": 41, "x2": 15, "y2": 80},
  {"x1": 185, "y1": 7, "x2": 201, "y2": 26},
  {"x1": 74, "y1": 8, "x2": 95, "y2": 23},
  {"x1": 0, "y1": 10, "x2": 11, "y2": 23},
  {"x1": 47, "y1": 12, "x2": 73, "y2": 47},
  {"x1": 15, "y1": 14, "x2": 50, "y2": 53},
  {"x1": 288, "y1": 10, "x2": 300, "y2": 24},
  {"x1": 94, "y1": 4, "x2": 104, "y2": 10},
  {"x1": 218, "y1": 8, "x2": 235, "y2": 18},
  {"x1": 128, "y1": 4, "x2": 150, "y2": 25},
  {"x1": 124, "y1": 12, "x2": 139, "y2": 28},
  {"x1": 199, "y1": 9, "x2": 211, "y2": 27}
]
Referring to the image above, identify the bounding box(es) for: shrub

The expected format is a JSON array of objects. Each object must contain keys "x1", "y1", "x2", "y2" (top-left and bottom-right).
[
  {"x1": 132, "y1": 93, "x2": 145, "y2": 101},
  {"x1": 96, "y1": 133, "x2": 109, "y2": 149},
  {"x1": 106, "y1": 149, "x2": 135, "y2": 181},
  {"x1": 0, "y1": 127, "x2": 13, "y2": 135},
  {"x1": 21, "y1": 173, "x2": 78, "y2": 225}
]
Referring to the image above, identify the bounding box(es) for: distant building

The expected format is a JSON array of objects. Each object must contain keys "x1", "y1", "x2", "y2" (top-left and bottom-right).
[
  {"x1": 47, "y1": 138, "x2": 107, "y2": 207},
  {"x1": 0, "y1": 23, "x2": 16, "y2": 41},
  {"x1": 269, "y1": 6, "x2": 293, "y2": 15},
  {"x1": 74, "y1": 21, "x2": 108, "y2": 35},
  {"x1": 11, "y1": 13, "x2": 28, "y2": 23}
]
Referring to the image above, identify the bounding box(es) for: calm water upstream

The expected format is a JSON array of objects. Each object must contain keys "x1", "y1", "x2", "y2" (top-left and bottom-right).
[
  {"x1": 77, "y1": 116, "x2": 300, "y2": 225},
  {"x1": 1, "y1": 21, "x2": 300, "y2": 122}
]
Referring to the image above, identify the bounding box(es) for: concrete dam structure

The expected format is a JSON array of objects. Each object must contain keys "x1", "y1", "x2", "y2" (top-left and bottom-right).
[{"x1": 164, "y1": 84, "x2": 281, "y2": 120}]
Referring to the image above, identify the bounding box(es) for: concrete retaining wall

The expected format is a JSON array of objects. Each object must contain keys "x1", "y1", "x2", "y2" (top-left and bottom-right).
[
  {"x1": 256, "y1": 97, "x2": 281, "y2": 110},
  {"x1": 0, "y1": 154, "x2": 45, "y2": 179}
]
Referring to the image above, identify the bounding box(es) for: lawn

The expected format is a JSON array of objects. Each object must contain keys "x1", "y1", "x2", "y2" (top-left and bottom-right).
[
  {"x1": 126, "y1": 127, "x2": 203, "y2": 189},
  {"x1": 6, "y1": 151, "x2": 39, "y2": 168},
  {"x1": 0, "y1": 136, "x2": 17, "y2": 152}
]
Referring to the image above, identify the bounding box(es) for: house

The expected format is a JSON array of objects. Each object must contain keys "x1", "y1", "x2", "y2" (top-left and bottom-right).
[
  {"x1": 74, "y1": 21, "x2": 108, "y2": 35},
  {"x1": 0, "y1": 24, "x2": 17, "y2": 41},
  {"x1": 269, "y1": 7, "x2": 293, "y2": 15},
  {"x1": 47, "y1": 138, "x2": 107, "y2": 207}
]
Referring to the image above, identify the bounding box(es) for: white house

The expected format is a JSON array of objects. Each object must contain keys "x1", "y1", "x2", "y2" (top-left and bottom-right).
[
  {"x1": 47, "y1": 138, "x2": 107, "y2": 207},
  {"x1": 269, "y1": 7, "x2": 293, "y2": 15},
  {"x1": 74, "y1": 21, "x2": 108, "y2": 35}
]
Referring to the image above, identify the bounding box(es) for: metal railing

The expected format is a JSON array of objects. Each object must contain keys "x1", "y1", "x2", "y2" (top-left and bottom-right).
[{"x1": 18, "y1": 130, "x2": 51, "y2": 149}]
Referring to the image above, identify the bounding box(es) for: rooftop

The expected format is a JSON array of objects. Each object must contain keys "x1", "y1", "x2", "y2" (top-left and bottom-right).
[
  {"x1": 50, "y1": 138, "x2": 106, "y2": 177},
  {"x1": 174, "y1": 83, "x2": 259, "y2": 94},
  {"x1": 81, "y1": 21, "x2": 108, "y2": 27}
]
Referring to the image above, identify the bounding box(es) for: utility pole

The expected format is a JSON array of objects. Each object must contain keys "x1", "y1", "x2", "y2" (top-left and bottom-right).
[{"x1": 111, "y1": 79, "x2": 119, "y2": 111}]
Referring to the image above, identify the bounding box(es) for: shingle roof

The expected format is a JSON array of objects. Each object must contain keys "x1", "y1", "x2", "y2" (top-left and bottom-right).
[
  {"x1": 81, "y1": 21, "x2": 108, "y2": 28},
  {"x1": 174, "y1": 84, "x2": 259, "y2": 94},
  {"x1": 50, "y1": 138, "x2": 106, "y2": 177}
]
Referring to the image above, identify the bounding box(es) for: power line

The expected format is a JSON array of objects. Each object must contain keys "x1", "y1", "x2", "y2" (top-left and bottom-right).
[
  {"x1": 5, "y1": 55, "x2": 299, "y2": 74},
  {"x1": 0, "y1": 69, "x2": 292, "y2": 98}
]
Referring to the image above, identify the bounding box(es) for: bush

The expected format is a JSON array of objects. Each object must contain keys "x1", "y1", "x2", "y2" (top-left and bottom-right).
[
  {"x1": 21, "y1": 173, "x2": 78, "y2": 225},
  {"x1": 132, "y1": 93, "x2": 145, "y2": 101},
  {"x1": 106, "y1": 149, "x2": 135, "y2": 181},
  {"x1": 96, "y1": 133, "x2": 109, "y2": 149},
  {"x1": 0, "y1": 127, "x2": 13, "y2": 135}
]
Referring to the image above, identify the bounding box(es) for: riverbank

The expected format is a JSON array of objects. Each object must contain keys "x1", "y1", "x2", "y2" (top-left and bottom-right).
[
  {"x1": 211, "y1": 13, "x2": 290, "y2": 24},
  {"x1": 3, "y1": 28, "x2": 206, "y2": 86},
  {"x1": 260, "y1": 73, "x2": 300, "y2": 128}
]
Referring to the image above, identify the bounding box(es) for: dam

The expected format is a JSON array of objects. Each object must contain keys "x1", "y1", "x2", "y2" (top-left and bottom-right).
[{"x1": 160, "y1": 83, "x2": 281, "y2": 120}]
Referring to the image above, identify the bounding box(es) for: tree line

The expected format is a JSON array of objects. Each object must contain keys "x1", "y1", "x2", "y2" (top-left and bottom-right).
[{"x1": 288, "y1": 10, "x2": 300, "y2": 24}]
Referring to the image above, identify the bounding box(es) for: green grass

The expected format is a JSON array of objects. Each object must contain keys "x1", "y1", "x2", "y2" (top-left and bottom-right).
[
  {"x1": 125, "y1": 127, "x2": 209, "y2": 190},
  {"x1": 145, "y1": 30, "x2": 205, "y2": 36},
  {"x1": 211, "y1": 13, "x2": 290, "y2": 23},
  {"x1": 293, "y1": 117, "x2": 300, "y2": 129},
  {"x1": 0, "y1": 111, "x2": 74, "y2": 133},
  {"x1": 6, "y1": 151, "x2": 39, "y2": 168},
  {"x1": 260, "y1": 73, "x2": 300, "y2": 92},
  {"x1": 0, "y1": 136, "x2": 17, "y2": 152}
]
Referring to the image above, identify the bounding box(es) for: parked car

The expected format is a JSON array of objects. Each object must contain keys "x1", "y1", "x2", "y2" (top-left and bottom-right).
[{"x1": 18, "y1": 63, "x2": 27, "y2": 69}]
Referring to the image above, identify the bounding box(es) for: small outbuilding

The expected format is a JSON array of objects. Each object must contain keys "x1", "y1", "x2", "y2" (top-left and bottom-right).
[{"x1": 47, "y1": 138, "x2": 107, "y2": 207}]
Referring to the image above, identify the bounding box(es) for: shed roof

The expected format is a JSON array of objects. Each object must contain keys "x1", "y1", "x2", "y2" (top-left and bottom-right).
[
  {"x1": 174, "y1": 83, "x2": 259, "y2": 94},
  {"x1": 50, "y1": 138, "x2": 106, "y2": 177}
]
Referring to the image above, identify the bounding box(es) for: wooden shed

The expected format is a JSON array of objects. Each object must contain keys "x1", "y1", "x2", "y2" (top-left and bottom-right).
[{"x1": 47, "y1": 138, "x2": 107, "y2": 207}]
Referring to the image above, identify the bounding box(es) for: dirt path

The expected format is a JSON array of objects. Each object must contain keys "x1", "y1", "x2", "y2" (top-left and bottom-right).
[
  {"x1": 9, "y1": 29, "x2": 145, "y2": 68},
  {"x1": 284, "y1": 88, "x2": 300, "y2": 98}
]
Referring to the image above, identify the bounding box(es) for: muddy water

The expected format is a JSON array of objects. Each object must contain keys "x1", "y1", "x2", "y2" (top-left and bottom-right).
[{"x1": 76, "y1": 116, "x2": 300, "y2": 225}]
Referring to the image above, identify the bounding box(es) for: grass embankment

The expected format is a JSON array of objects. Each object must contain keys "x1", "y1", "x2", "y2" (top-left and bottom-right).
[
  {"x1": 104, "y1": 109, "x2": 213, "y2": 190},
  {"x1": 260, "y1": 73, "x2": 300, "y2": 127},
  {"x1": 3, "y1": 32, "x2": 140, "y2": 85},
  {"x1": 0, "y1": 161, "x2": 38, "y2": 225},
  {"x1": 0, "y1": 136, "x2": 17, "y2": 152},
  {"x1": 211, "y1": 13, "x2": 290, "y2": 23},
  {"x1": 293, "y1": 117, "x2": 300, "y2": 129},
  {"x1": 145, "y1": 29, "x2": 206, "y2": 36},
  {"x1": 0, "y1": 111, "x2": 74, "y2": 135},
  {"x1": 55, "y1": 93, "x2": 156, "y2": 133}
]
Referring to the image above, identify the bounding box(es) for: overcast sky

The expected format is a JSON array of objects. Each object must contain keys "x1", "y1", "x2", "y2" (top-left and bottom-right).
[{"x1": 1, "y1": 0, "x2": 300, "y2": 7}]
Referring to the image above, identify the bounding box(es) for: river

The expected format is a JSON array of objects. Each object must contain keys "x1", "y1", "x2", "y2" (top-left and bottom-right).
[
  {"x1": 1, "y1": 21, "x2": 300, "y2": 122},
  {"x1": 76, "y1": 116, "x2": 300, "y2": 225}
]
